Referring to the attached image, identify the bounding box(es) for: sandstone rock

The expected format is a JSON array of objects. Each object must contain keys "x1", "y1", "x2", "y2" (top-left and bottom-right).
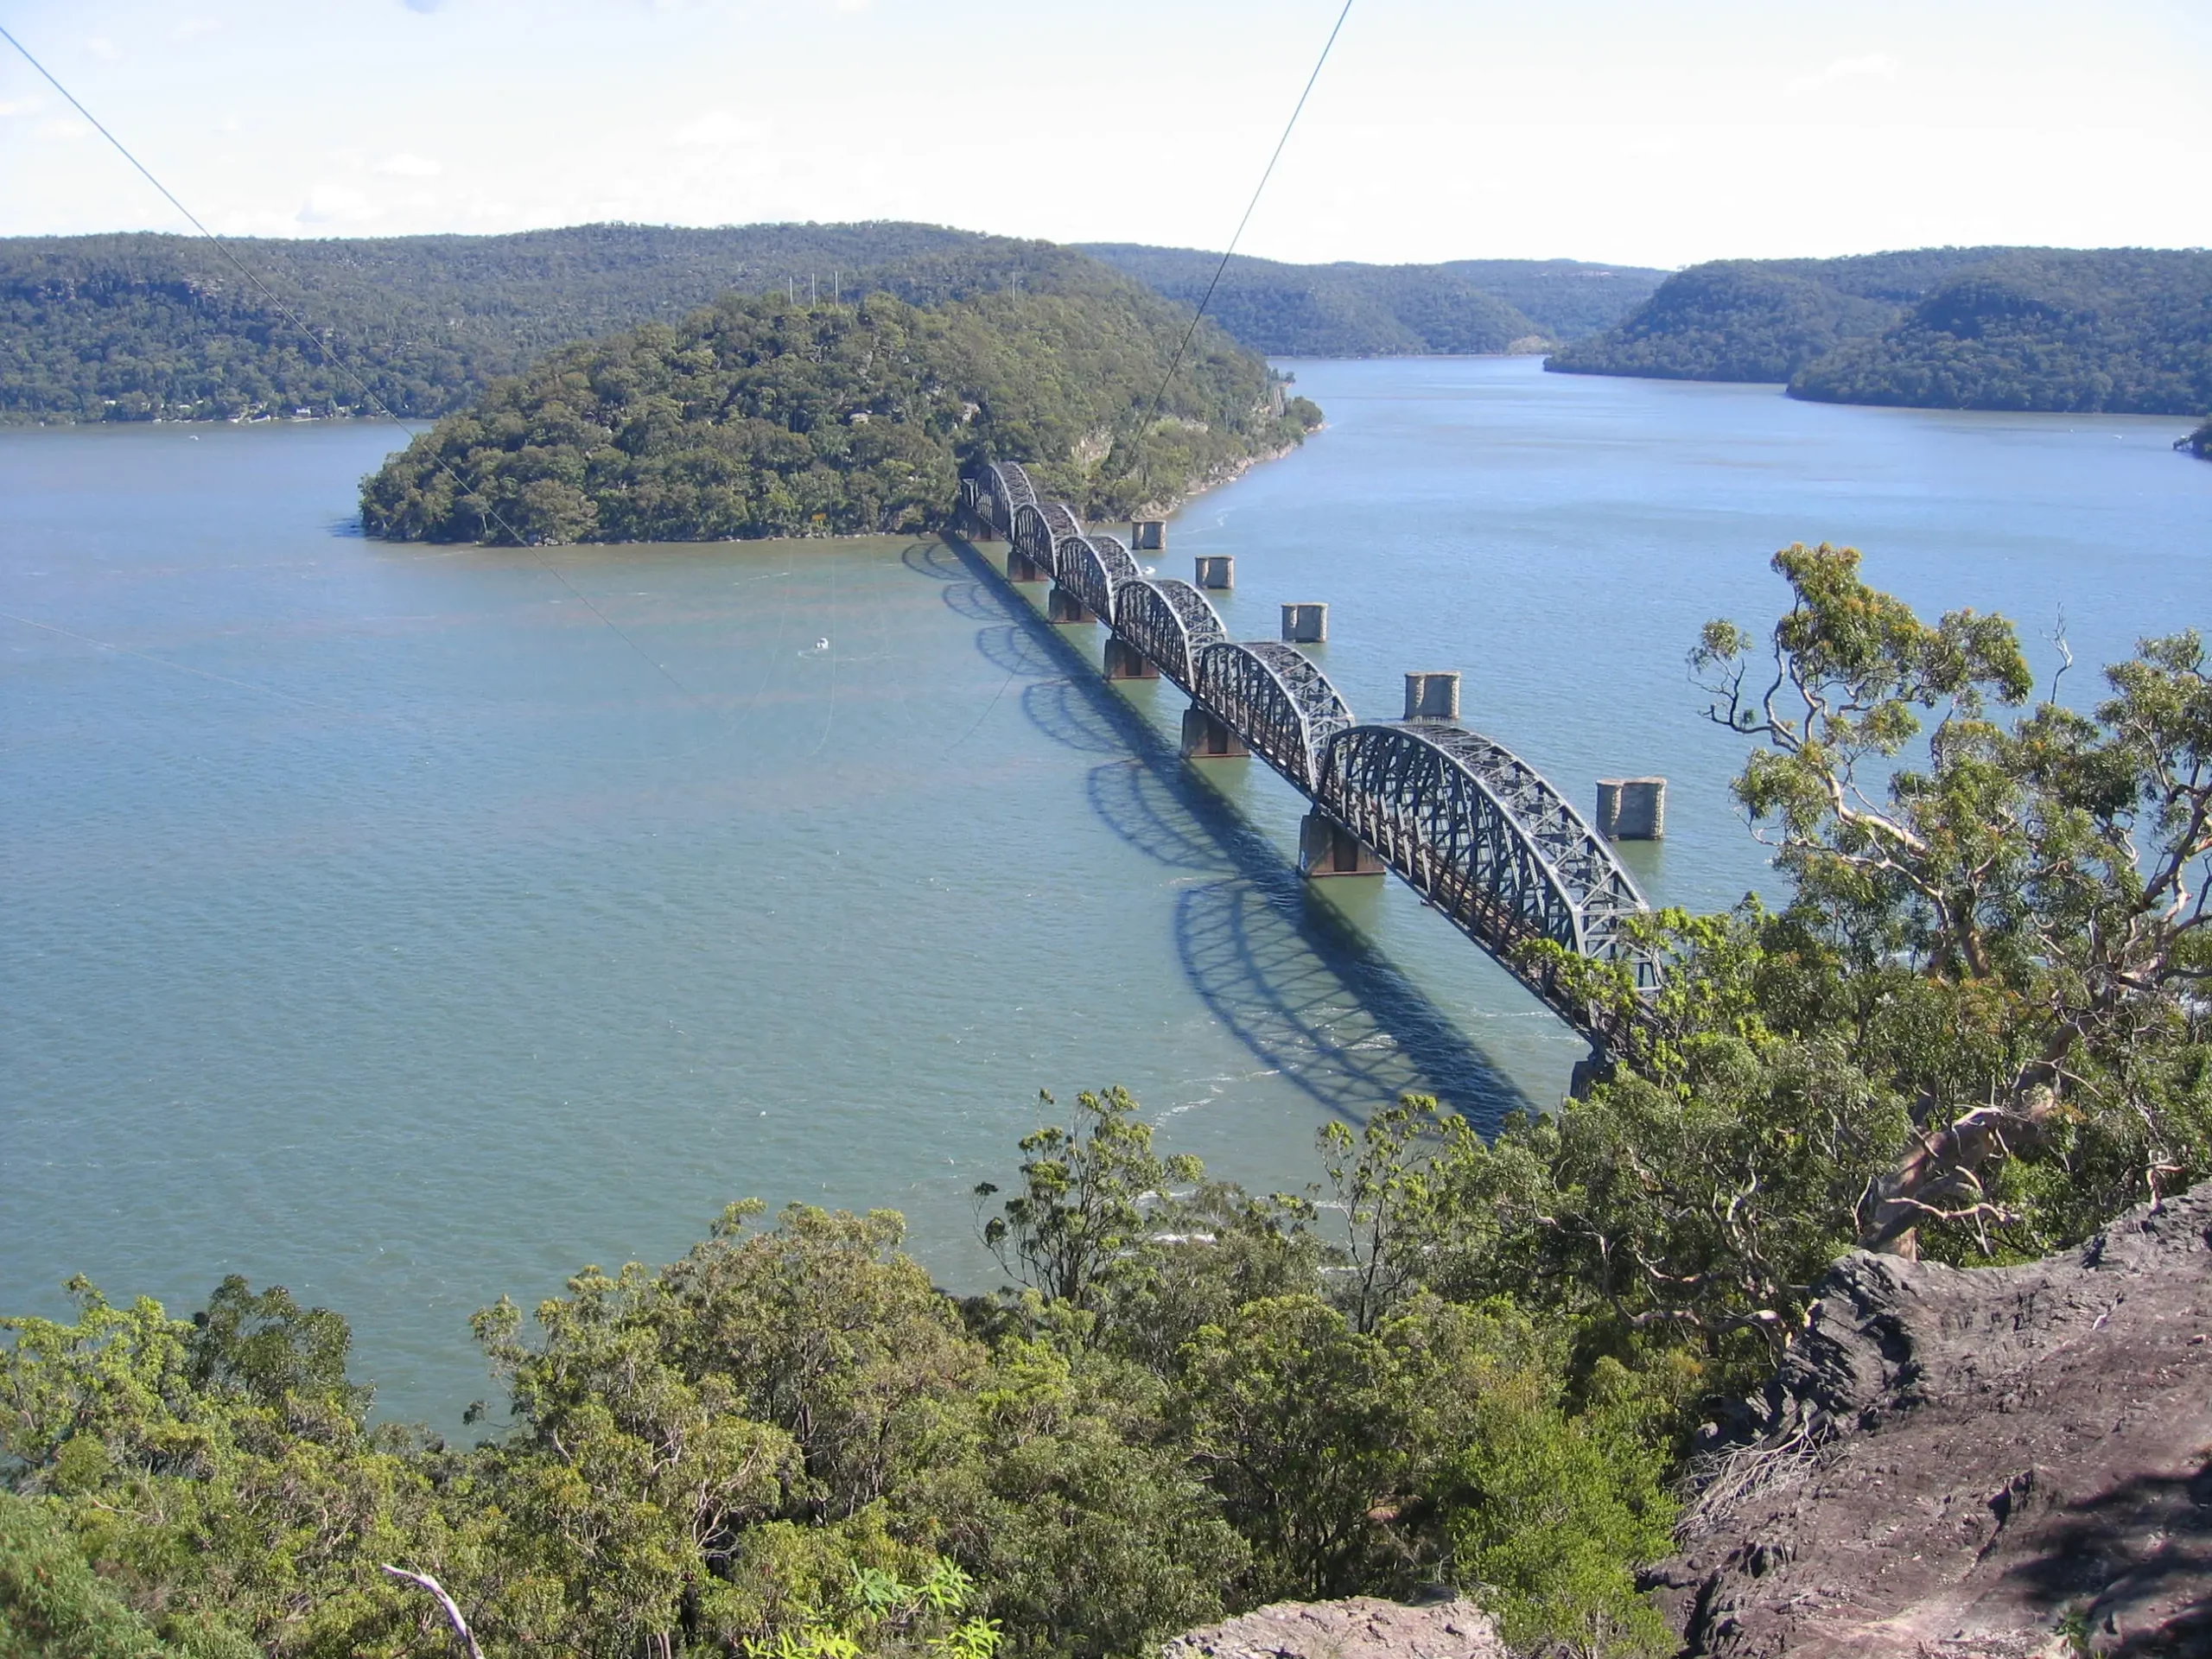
[
  {"x1": 1654, "y1": 1183, "x2": 2212, "y2": 1657},
  {"x1": 1161, "y1": 1597, "x2": 1505, "y2": 1659}
]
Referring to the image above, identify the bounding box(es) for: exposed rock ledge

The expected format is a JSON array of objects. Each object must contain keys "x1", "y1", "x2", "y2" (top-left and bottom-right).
[
  {"x1": 1652, "y1": 1184, "x2": 2212, "y2": 1657},
  {"x1": 1162, "y1": 1598, "x2": 1505, "y2": 1659}
]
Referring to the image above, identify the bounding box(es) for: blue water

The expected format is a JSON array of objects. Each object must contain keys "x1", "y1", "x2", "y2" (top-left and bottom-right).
[{"x1": 4, "y1": 357, "x2": 2206, "y2": 1423}]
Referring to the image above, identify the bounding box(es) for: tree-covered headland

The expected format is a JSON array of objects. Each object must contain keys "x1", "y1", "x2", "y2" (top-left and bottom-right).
[
  {"x1": 1552, "y1": 247, "x2": 2212, "y2": 418},
  {"x1": 359, "y1": 260, "x2": 1319, "y2": 543},
  {"x1": 10, "y1": 551, "x2": 2210, "y2": 1659}
]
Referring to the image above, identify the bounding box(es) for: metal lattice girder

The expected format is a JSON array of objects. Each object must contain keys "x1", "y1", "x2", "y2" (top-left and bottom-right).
[
  {"x1": 1195, "y1": 639, "x2": 1357, "y2": 792},
  {"x1": 1011, "y1": 503, "x2": 1058, "y2": 575},
  {"x1": 1059, "y1": 534, "x2": 1143, "y2": 622},
  {"x1": 1041, "y1": 502, "x2": 1084, "y2": 544},
  {"x1": 1110, "y1": 578, "x2": 1228, "y2": 692},
  {"x1": 968, "y1": 461, "x2": 1037, "y2": 534},
  {"x1": 1317, "y1": 722, "x2": 1656, "y2": 1042}
]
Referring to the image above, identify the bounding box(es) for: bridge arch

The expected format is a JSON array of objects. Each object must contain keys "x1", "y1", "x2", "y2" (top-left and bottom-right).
[
  {"x1": 1058, "y1": 534, "x2": 1143, "y2": 623},
  {"x1": 1110, "y1": 578, "x2": 1227, "y2": 692},
  {"x1": 1195, "y1": 639, "x2": 1356, "y2": 791},
  {"x1": 1316, "y1": 722, "x2": 1655, "y2": 1041},
  {"x1": 965, "y1": 461, "x2": 1038, "y2": 536}
]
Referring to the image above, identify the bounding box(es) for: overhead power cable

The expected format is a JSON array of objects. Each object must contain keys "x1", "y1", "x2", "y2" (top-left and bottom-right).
[
  {"x1": 1135, "y1": 0, "x2": 1356, "y2": 443},
  {"x1": 0, "y1": 19, "x2": 715, "y2": 720}
]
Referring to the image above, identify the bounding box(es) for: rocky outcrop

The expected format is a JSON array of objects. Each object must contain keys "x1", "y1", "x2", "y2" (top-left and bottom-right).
[
  {"x1": 1655, "y1": 1185, "x2": 2212, "y2": 1657},
  {"x1": 1162, "y1": 1598, "x2": 1505, "y2": 1659}
]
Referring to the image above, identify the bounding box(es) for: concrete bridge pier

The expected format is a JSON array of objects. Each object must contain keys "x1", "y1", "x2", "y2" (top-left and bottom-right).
[
  {"x1": 1300, "y1": 810, "x2": 1383, "y2": 877},
  {"x1": 1103, "y1": 637, "x2": 1158, "y2": 681},
  {"x1": 1195, "y1": 555, "x2": 1235, "y2": 590},
  {"x1": 1597, "y1": 778, "x2": 1667, "y2": 839},
  {"x1": 1180, "y1": 704, "x2": 1249, "y2": 759},
  {"x1": 1047, "y1": 586, "x2": 1096, "y2": 625},
  {"x1": 1404, "y1": 671, "x2": 1462, "y2": 721},
  {"x1": 1007, "y1": 548, "x2": 1049, "y2": 582},
  {"x1": 1281, "y1": 603, "x2": 1328, "y2": 644}
]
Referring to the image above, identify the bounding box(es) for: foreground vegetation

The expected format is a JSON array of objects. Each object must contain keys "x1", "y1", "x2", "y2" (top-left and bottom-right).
[
  {"x1": 2183, "y1": 416, "x2": 2211, "y2": 459},
  {"x1": 360, "y1": 269, "x2": 1319, "y2": 543},
  {"x1": 9, "y1": 553, "x2": 2212, "y2": 1658},
  {"x1": 1552, "y1": 247, "x2": 2212, "y2": 416}
]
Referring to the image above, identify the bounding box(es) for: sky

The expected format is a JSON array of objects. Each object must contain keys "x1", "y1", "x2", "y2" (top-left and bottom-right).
[{"x1": 0, "y1": 0, "x2": 2207, "y2": 269}]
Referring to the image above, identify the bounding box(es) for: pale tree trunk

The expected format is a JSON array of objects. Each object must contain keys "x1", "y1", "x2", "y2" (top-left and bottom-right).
[{"x1": 381, "y1": 1566, "x2": 485, "y2": 1659}]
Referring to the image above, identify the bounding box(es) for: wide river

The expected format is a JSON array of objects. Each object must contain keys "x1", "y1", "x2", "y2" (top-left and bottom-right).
[{"x1": 5, "y1": 357, "x2": 2207, "y2": 1423}]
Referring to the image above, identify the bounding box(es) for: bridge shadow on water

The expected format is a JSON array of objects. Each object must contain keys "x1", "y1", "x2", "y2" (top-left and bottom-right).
[{"x1": 901, "y1": 537, "x2": 1529, "y2": 1132}]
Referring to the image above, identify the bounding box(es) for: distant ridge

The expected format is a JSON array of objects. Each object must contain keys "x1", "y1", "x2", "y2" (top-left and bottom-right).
[
  {"x1": 1079, "y1": 244, "x2": 1665, "y2": 356},
  {"x1": 0, "y1": 222, "x2": 1108, "y2": 424},
  {"x1": 1550, "y1": 246, "x2": 2212, "y2": 418},
  {"x1": 0, "y1": 224, "x2": 1664, "y2": 426}
]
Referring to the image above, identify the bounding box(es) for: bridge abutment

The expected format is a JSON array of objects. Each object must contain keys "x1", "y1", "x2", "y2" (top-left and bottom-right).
[
  {"x1": 1103, "y1": 637, "x2": 1158, "y2": 680},
  {"x1": 1300, "y1": 810, "x2": 1383, "y2": 877},
  {"x1": 1047, "y1": 585, "x2": 1096, "y2": 625},
  {"x1": 1180, "y1": 704, "x2": 1249, "y2": 760}
]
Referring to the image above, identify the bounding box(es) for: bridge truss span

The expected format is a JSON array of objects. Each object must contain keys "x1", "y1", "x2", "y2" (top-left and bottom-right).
[
  {"x1": 1110, "y1": 578, "x2": 1227, "y2": 692},
  {"x1": 1196, "y1": 640, "x2": 1356, "y2": 792},
  {"x1": 1058, "y1": 534, "x2": 1143, "y2": 624},
  {"x1": 1317, "y1": 722, "x2": 1655, "y2": 1044},
  {"x1": 950, "y1": 460, "x2": 1659, "y2": 1050}
]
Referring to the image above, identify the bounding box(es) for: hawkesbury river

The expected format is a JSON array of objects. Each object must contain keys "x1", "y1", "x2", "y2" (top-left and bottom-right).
[{"x1": 6, "y1": 356, "x2": 2209, "y2": 1423}]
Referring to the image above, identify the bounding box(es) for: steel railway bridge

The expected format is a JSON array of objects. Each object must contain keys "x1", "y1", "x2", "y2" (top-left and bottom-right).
[{"x1": 958, "y1": 461, "x2": 1660, "y2": 1055}]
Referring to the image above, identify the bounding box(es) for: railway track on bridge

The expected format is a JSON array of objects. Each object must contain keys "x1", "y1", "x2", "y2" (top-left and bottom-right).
[{"x1": 958, "y1": 461, "x2": 1660, "y2": 1057}]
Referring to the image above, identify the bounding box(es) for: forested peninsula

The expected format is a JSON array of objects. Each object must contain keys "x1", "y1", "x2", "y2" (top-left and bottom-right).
[
  {"x1": 360, "y1": 250, "x2": 1319, "y2": 544},
  {"x1": 1550, "y1": 246, "x2": 2212, "y2": 419}
]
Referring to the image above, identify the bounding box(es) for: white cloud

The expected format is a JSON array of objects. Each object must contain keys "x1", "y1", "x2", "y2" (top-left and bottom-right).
[
  {"x1": 375, "y1": 152, "x2": 443, "y2": 177},
  {"x1": 1785, "y1": 53, "x2": 1904, "y2": 95},
  {"x1": 171, "y1": 16, "x2": 223, "y2": 40},
  {"x1": 84, "y1": 36, "x2": 121, "y2": 60},
  {"x1": 0, "y1": 99, "x2": 39, "y2": 119}
]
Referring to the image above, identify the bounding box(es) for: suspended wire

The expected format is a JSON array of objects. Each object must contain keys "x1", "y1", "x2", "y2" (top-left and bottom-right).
[
  {"x1": 0, "y1": 19, "x2": 716, "y2": 722},
  {"x1": 1134, "y1": 0, "x2": 1356, "y2": 445}
]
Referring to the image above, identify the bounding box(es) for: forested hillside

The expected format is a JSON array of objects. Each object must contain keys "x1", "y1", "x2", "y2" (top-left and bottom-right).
[
  {"x1": 1435, "y1": 257, "x2": 1669, "y2": 340},
  {"x1": 1549, "y1": 245, "x2": 2212, "y2": 416},
  {"x1": 1080, "y1": 244, "x2": 1663, "y2": 354},
  {"x1": 0, "y1": 223, "x2": 1117, "y2": 424},
  {"x1": 0, "y1": 226, "x2": 1658, "y2": 425},
  {"x1": 1545, "y1": 247, "x2": 2015, "y2": 382},
  {"x1": 1790, "y1": 249, "x2": 2212, "y2": 413},
  {"x1": 360, "y1": 261, "x2": 1319, "y2": 543}
]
